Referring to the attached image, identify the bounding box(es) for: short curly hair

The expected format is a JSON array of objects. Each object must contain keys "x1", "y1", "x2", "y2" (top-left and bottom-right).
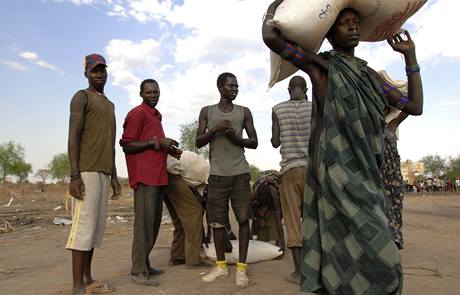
[
  {"x1": 216, "y1": 72, "x2": 236, "y2": 88},
  {"x1": 140, "y1": 79, "x2": 159, "y2": 92}
]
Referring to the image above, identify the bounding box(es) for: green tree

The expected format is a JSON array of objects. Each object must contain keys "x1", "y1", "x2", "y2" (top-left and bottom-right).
[
  {"x1": 415, "y1": 174, "x2": 425, "y2": 182},
  {"x1": 49, "y1": 153, "x2": 70, "y2": 183},
  {"x1": 249, "y1": 164, "x2": 261, "y2": 182},
  {"x1": 420, "y1": 154, "x2": 446, "y2": 178},
  {"x1": 179, "y1": 120, "x2": 209, "y2": 159},
  {"x1": 445, "y1": 155, "x2": 460, "y2": 180},
  {"x1": 0, "y1": 141, "x2": 27, "y2": 182},
  {"x1": 11, "y1": 160, "x2": 32, "y2": 182}
]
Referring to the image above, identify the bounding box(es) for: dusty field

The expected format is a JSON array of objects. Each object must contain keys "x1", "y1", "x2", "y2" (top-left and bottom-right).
[{"x1": 0, "y1": 184, "x2": 459, "y2": 295}]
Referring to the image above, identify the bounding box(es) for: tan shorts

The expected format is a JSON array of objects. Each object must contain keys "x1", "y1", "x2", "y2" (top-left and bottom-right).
[{"x1": 66, "y1": 172, "x2": 110, "y2": 251}]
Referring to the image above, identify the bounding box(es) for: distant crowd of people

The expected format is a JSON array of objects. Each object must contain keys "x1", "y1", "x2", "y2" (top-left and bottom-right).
[{"x1": 410, "y1": 177, "x2": 460, "y2": 193}]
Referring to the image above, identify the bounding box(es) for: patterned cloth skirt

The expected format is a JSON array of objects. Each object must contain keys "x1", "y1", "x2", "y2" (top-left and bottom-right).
[{"x1": 382, "y1": 131, "x2": 404, "y2": 249}]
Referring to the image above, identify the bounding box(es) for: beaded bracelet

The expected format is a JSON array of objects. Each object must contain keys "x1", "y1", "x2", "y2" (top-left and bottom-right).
[
  {"x1": 382, "y1": 81, "x2": 396, "y2": 96},
  {"x1": 395, "y1": 95, "x2": 409, "y2": 110},
  {"x1": 280, "y1": 42, "x2": 305, "y2": 63},
  {"x1": 405, "y1": 64, "x2": 420, "y2": 76}
]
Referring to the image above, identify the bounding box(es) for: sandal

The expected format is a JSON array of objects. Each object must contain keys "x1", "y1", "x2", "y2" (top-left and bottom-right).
[{"x1": 85, "y1": 281, "x2": 114, "y2": 294}]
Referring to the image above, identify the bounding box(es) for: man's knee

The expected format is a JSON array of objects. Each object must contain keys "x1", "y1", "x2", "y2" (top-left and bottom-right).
[
  {"x1": 234, "y1": 205, "x2": 252, "y2": 225},
  {"x1": 209, "y1": 222, "x2": 226, "y2": 229}
]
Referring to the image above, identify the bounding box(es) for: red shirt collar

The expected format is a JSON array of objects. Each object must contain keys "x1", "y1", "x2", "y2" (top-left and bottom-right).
[{"x1": 140, "y1": 102, "x2": 162, "y2": 120}]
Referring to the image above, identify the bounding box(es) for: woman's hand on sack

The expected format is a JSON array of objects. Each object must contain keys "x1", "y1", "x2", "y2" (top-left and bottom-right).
[{"x1": 387, "y1": 29, "x2": 415, "y2": 57}]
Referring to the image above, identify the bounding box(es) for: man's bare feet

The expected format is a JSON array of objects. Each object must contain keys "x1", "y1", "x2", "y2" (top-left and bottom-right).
[
  {"x1": 71, "y1": 286, "x2": 86, "y2": 295},
  {"x1": 285, "y1": 272, "x2": 300, "y2": 285}
]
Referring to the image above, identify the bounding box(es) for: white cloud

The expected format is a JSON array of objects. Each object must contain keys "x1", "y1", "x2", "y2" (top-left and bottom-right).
[
  {"x1": 107, "y1": 4, "x2": 127, "y2": 17},
  {"x1": 170, "y1": 1, "x2": 268, "y2": 61},
  {"x1": 104, "y1": 0, "x2": 278, "y2": 112},
  {"x1": 354, "y1": 0, "x2": 460, "y2": 71},
  {"x1": 122, "y1": 0, "x2": 174, "y2": 23},
  {"x1": 408, "y1": 0, "x2": 460, "y2": 61},
  {"x1": 105, "y1": 38, "x2": 163, "y2": 105},
  {"x1": 0, "y1": 60, "x2": 28, "y2": 71},
  {"x1": 99, "y1": 0, "x2": 306, "y2": 170},
  {"x1": 19, "y1": 51, "x2": 39, "y2": 60},
  {"x1": 19, "y1": 51, "x2": 64, "y2": 74}
]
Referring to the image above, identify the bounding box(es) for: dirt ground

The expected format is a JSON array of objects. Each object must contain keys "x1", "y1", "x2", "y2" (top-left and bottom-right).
[{"x1": 1, "y1": 184, "x2": 459, "y2": 295}]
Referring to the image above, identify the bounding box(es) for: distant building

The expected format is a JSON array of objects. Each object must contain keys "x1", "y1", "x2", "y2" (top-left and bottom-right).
[{"x1": 401, "y1": 160, "x2": 425, "y2": 184}]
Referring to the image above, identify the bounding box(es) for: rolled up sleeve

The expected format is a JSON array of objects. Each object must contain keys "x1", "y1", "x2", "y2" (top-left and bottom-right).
[{"x1": 119, "y1": 110, "x2": 143, "y2": 146}]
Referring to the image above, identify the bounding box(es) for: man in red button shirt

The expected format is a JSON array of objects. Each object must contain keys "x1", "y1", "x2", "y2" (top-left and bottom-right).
[{"x1": 120, "y1": 79, "x2": 181, "y2": 287}]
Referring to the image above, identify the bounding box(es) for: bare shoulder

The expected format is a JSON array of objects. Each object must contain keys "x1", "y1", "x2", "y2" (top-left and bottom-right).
[
  {"x1": 240, "y1": 106, "x2": 254, "y2": 117},
  {"x1": 198, "y1": 106, "x2": 210, "y2": 122},
  {"x1": 199, "y1": 105, "x2": 209, "y2": 114},
  {"x1": 241, "y1": 105, "x2": 252, "y2": 112}
]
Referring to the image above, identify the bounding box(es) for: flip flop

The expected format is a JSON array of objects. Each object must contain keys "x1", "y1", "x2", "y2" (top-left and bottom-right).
[{"x1": 85, "y1": 281, "x2": 114, "y2": 294}]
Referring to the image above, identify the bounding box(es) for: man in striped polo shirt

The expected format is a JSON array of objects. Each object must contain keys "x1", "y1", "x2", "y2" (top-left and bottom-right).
[{"x1": 271, "y1": 75, "x2": 312, "y2": 285}]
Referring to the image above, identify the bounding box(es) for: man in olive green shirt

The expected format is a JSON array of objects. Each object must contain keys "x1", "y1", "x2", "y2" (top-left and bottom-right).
[{"x1": 67, "y1": 54, "x2": 121, "y2": 295}]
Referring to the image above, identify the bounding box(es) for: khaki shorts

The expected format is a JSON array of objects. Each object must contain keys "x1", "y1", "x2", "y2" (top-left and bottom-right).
[
  {"x1": 66, "y1": 172, "x2": 110, "y2": 251},
  {"x1": 279, "y1": 166, "x2": 305, "y2": 248}
]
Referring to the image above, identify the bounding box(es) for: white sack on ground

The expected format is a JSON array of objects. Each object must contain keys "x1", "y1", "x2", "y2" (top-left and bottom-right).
[{"x1": 203, "y1": 240, "x2": 283, "y2": 264}]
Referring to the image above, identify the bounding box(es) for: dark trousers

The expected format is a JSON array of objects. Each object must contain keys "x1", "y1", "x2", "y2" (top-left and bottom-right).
[{"x1": 131, "y1": 184, "x2": 164, "y2": 274}]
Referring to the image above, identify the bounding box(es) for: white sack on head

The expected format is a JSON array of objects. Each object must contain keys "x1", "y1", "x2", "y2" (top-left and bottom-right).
[{"x1": 268, "y1": 0, "x2": 427, "y2": 87}]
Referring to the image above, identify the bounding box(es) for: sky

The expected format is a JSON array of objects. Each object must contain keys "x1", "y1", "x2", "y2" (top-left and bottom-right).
[{"x1": 0, "y1": 0, "x2": 459, "y2": 180}]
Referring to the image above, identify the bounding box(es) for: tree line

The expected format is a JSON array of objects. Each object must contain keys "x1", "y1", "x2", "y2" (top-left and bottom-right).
[
  {"x1": 419, "y1": 154, "x2": 460, "y2": 180},
  {"x1": 0, "y1": 141, "x2": 69, "y2": 184},
  {"x1": 1, "y1": 122, "x2": 263, "y2": 184},
  {"x1": 6, "y1": 128, "x2": 457, "y2": 185}
]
